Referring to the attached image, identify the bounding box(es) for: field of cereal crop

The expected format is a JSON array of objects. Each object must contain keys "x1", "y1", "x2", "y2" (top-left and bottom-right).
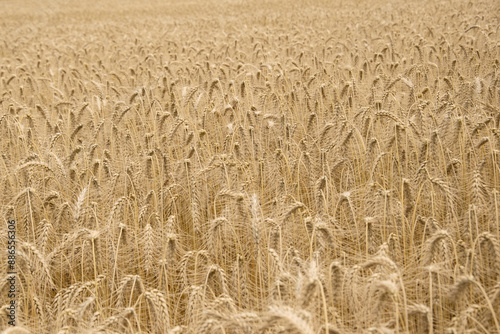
[{"x1": 1, "y1": 0, "x2": 500, "y2": 332}]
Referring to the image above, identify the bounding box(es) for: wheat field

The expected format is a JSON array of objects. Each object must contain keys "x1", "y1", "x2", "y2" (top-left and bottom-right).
[{"x1": 0, "y1": 0, "x2": 499, "y2": 333}]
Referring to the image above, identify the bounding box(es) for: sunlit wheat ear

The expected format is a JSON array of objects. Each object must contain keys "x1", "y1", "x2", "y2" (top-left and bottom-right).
[
  {"x1": 164, "y1": 231, "x2": 178, "y2": 266},
  {"x1": 336, "y1": 190, "x2": 357, "y2": 224},
  {"x1": 329, "y1": 261, "x2": 344, "y2": 304},
  {"x1": 268, "y1": 248, "x2": 285, "y2": 273},
  {"x1": 229, "y1": 255, "x2": 249, "y2": 308},
  {"x1": 490, "y1": 280, "x2": 500, "y2": 310},
  {"x1": 187, "y1": 285, "x2": 206, "y2": 325},
  {"x1": 261, "y1": 306, "x2": 315, "y2": 334},
  {"x1": 54, "y1": 326, "x2": 73, "y2": 334},
  {"x1": 291, "y1": 249, "x2": 307, "y2": 276},
  {"x1": 13, "y1": 187, "x2": 39, "y2": 240},
  {"x1": 452, "y1": 303, "x2": 483, "y2": 333},
  {"x1": 305, "y1": 216, "x2": 333, "y2": 252},
  {"x1": 205, "y1": 264, "x2": 228, "y2": 297},
  {"x1": 198, "y1": 317, "x2": 223, "y2": 334},
  {"x1": 74, "y1": 296, "x2": 96, "y2": 322},
  {"x1": 250, "y1": 193, "x2": 261, "y2": 246},
  {"x1": 167, "y1": 118, "x2": 185, "y2": 144},
  {"x1": 361, "y1": 253, "x2": 399, "y2": 273},
  {"x1": 202, "y1": 309, "x2": 260, "y2": 333},
  {"x1": 317, "y1": 324, "x2": 342, "y2": 334},
  {"x1": 180, "y1": 251, "x2": 196, "y2": 287},
  {"x1": 373, "y1": 278, "x2": 399, "y2": 310},
  {"x1": 268, "y1": 218, "x2": 281, "y2": 251},
  {"x1": 141, "y1": 223, "x2": 157, "y2": 273},
  {"x1": 208, "y1": 217, "x2": 228, "y2": 251},
  {"x1": 97, "y1": 308, "x2": 136, "y2": 333},
  {"x1": 407, "y1": 303, "x2": 431, "y2": 333},
  {"x1": 318, "y1": 123, "x2": 334, "y2": 146},
  {"x1": 116, "y1": 275, "x2": 145, "y2": 308},
  {"x1": 282, "y1": 201, "x2": 305, "y2": 224},
  {"x1": 73, "y1": 186, "x2": 88, "y2": 224},
  {"x1": 57, "y1": 308, "x2": 78, "y2": 329},
  {"x1": 424, "y1": 229, "x2": 453, "y2": 267},
  {"x1": 1, "y1": 327, "x2": 33, "y2": 334},
  {"x1": 270, "y1": 268, "x2": 293, "y2": 299},
  {"x1": 17, "y1": 242, "x2": 55, "y2": 288},
  {"x1": 167, "y1": 325, "x2": 188, "y2": 334},
  {"x1": 210, "y1": 294, "x2": 237, "y2": 314},
  {"x1": 37, "y1": 219, "x2": 55, "y2": 254},
  {"x1": 62, "y1": 278, "x2": 93, "y2": 311},
  {"x1": 180, "y1": 250, "x2": 210, "y2": 287},
  {"x1": 144, "y1": 289, "x2": 170, "y2": 330},
  {"x1": 27, "y1": 295, "x2": 47, "y2": 328},
  {"x1": 470, "y1": 168, "x2": 489, "y2": 206},
  {"x1": 448, "y1": 275, "x2": 475, "y2": 303}
]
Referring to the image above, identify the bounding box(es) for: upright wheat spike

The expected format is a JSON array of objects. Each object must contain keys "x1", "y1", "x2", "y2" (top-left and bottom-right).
[{"x1": 262, "y1": 306, "x2": 315, "y2": 334}]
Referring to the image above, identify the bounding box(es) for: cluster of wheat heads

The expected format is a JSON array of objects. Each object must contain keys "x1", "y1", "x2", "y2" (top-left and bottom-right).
[{"x1": 1, "y1": 0, "x2": 500, "y2": 333}]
